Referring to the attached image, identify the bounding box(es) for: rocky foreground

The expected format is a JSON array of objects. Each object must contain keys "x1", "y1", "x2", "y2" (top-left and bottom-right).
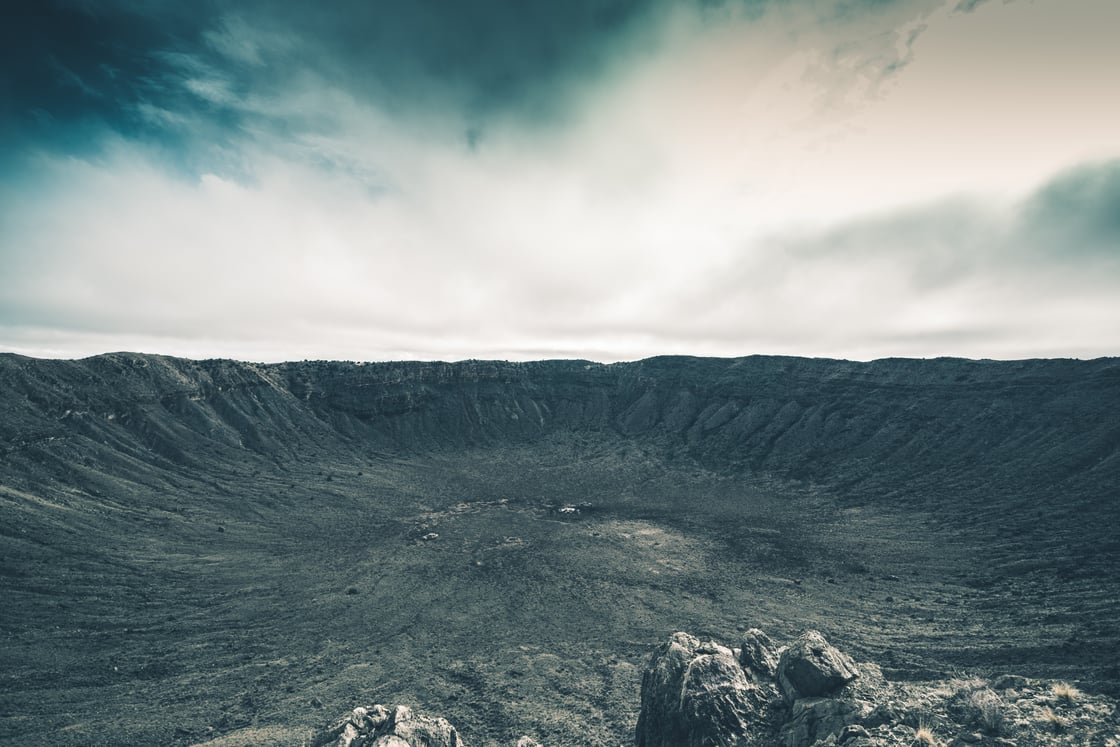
[{"x1": 313, "y1": 629, "x2": 1120, "y2": 747}]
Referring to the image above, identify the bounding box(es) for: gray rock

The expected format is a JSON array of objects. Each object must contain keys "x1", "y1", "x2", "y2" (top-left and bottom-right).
[
  {"x1": 635, "y1": 632, "x2": 781, "y2": 747},
  {"x1": 367, "y1": 704, "x2": 390, "y2": 730},
  {"x1": 863, "y1": 701, "x2": 900, "y2": 729},
  {"x1": 634, "y1": 628, "x2": 1120, "y2": 747},
  {"x1": 839, "y1": 724, "x2": 870, "y2": 742},
  {"x1": 337, "y1": 722, "x2": 360, "y2": 747},
  {"x1": 781, "y1": 696, "x2": 869, "y2": 747},
  {"x1": 311, "y1": 703, "x2": 463, "y2": 747},
  {"x1": 739, "y1": 628, "x2": 780, "y2": 678},
  {"x1": 776, "y1": 631, "x2": 860, "y2": 701},
  {"x1": 371, "y1": 737, "x2": 410, "y2": 747},
  {"x1": 392, "y1": 711, "x2": 461, "y2": 747}
]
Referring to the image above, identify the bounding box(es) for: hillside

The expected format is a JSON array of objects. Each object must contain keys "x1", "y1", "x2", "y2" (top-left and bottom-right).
[{"x1": 1, "y1": 353, "x2": 1118, "y2": 745}]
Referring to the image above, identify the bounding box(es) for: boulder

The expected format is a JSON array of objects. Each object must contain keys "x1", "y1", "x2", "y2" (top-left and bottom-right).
[
  {"x1": 311, "y1": 703, "x2": 463, "y2": 747},
  {"x1": 780, "y1": 695, "x2": 870, "y2": 747},
  {"x1": 776, "y1": 631, "x2": 860, "y2": 701},
  {"x1": 739, "y1": 628, "x2": 780, "y2": 678},
  {"x1": 635, "y1": 631, "x2": 782, "y2": 746}
]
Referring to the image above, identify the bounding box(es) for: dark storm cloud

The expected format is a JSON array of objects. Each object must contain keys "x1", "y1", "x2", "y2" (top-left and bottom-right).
[
  {"x1": 0, "y1": 2, "x2": 215, "y2": 166},
  {"x1": 261, "y1": 1, "x2": 651, "y2": 113},
  {"x1": 2, "y1": 0, "x2": 929, "y2": 175},
  {"x1": 1, "y1": 0, "x2": 661, "y2": 169},
  {"x1": 287, "y1": 0, "x2": 925, "y2": 122},
  {"x1": 1019, "y1": 160, "x2": 1120, "y2": 259}
]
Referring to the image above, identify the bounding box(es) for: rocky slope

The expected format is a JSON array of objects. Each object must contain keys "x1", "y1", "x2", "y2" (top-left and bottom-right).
[
  {"x1": 4, "y1": 352, "x2": 1118, "y2": 590},
  {"x1": 313, "y1": 628, "x2": 1120, "y2": 746},
  {"x1": 4, "y1": 352, "x2": 1118, "y2": 498},
  {"x1": 2, "y1": 352, "x2": 1119, "y2": 745}
]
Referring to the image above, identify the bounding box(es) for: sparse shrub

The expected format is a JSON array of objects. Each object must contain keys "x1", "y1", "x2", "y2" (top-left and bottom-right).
[
  {"x1": 965, "y1": 688, "x2": 1007, "y2": 735},
  {"x1": 913, "y1": 723, "x2": 937, "y2": 745},
  {"x1": 1051, "y1": 681, "x2": 1080, "y2": 705},
  {"x1": 1042, "y1": 707, "x2": 1067, "y2": 732},
  {"x1": 345, "y1": 586, "x2": 359, "y2": 595},
  {"x1": 948, "y1": 677, "x2": 986, "y2": 693},
  {"x1": 947, "y1": 680, "x2": 1008, "y2": 736}
]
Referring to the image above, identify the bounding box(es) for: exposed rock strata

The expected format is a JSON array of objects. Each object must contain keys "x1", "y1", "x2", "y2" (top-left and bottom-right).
[{"x1": 4, "y1": 353, "x2": 1118, "y2": 517}]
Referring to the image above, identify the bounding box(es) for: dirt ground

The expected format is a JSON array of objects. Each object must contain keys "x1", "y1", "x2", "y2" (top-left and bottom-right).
[{"x1": 3, "y1": 435, "x2": 1117, "y2": 746}]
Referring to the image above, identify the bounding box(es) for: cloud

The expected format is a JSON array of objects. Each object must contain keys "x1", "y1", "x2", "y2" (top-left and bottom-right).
[
  {"x1": 669, "y1": 159, "x2": 1120, "y2": 358},
  {"x1": 2, "y1": 0, "x2": 1119, "y2": 362},
  {"x1": 3, "y1": 0, "x2": 952, "y2": 171},
  {"x1": 1, "y1": 1, "x2": 658, "y2": 163},
  {"x1": 0, "y1": 2, "x2": 209, "y2": 160},
  {"x1": 953, "y1": 0, "x2": 990, "y2": 12},
  {"x1": 1018, "y1": 160, "x2": 1120, "y2": 259}
]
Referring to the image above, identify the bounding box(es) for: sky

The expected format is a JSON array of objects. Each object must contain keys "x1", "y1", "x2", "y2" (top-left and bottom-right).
[{"x1": 1, "y1": 0, "x2": 1118, "y2": 363}]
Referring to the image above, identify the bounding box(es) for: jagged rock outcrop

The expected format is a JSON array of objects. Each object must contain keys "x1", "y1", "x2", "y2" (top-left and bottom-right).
[
  {"x1": 636, "y1": 629, "x2": 867, "y2": 746},
  {"x1": 739, "y1": 628, "x2": 779, "y2": 679},
  {"x1": 312, "y1": 704, "x2": 463, "y2": 747},
  {"x1": 635, "y1": 631, "x2": 784, "y2": 746},
  {"x1": 638, "y1": 629, "x2": 1120, "y2": 747}
]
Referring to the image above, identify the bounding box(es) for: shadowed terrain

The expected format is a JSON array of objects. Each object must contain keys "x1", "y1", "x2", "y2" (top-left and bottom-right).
[{"x1": 1, "y1": 353, "x2": 1118, "y2": 745}]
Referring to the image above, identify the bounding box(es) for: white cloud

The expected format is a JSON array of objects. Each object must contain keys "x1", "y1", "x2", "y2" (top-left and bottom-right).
[{"x1": 2, "y1": 0, "x2": 1119, "y2": 362}]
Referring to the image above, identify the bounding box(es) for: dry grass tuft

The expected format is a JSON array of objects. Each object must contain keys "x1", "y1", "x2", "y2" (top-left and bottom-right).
[
  {"x1": 1042, "y1": 707, "x2": 1068, "y2": 732},
  {"x1": 965, "y1": 688, "x2": 1007, "y2": 735},
  {"x1": 948, "y1": 677, "x2": 986, "y2": 693},
  {"x1": 913, "y1": 723, "x2": 938, "y2": 745},
  {"x1": 1051, "y1": 681, "x2": 1081, "y2": 705}
]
